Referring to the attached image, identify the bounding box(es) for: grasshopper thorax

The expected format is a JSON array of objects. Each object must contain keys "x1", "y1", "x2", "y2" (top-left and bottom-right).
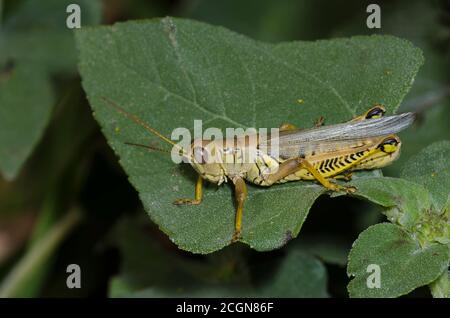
[{"x1": 189, "y1": 139, "x2": 227, "y2": 185}]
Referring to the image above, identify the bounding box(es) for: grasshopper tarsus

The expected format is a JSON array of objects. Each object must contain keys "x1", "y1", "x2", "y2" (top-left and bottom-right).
[
  {"x1": 344, "y1": 186, "x2": 357, "y2": 194},
  {"x1": 327, "y1": 182, "x2": 357, "y2": 194},
  {"x1": 231, "y1": 230, "x2": 241, "y2": 243},
  {"x1": 342, "y1": 172, "x2": 353, "y2": 181},
  {"x1": 173, "y1": 198, "x2": 202, "y2": 205},
  {"x1": 173, "y1": 176, "x2": 203, "y2": 206}
]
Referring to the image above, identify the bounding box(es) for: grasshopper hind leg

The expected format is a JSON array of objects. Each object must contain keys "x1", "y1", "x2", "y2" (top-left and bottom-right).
[
  {"x1": 231, "y1": 177, "x2": 248, "y2": 242},
  {"x1": 263, "y1": 157, "x2": 356, "y2": 193}
]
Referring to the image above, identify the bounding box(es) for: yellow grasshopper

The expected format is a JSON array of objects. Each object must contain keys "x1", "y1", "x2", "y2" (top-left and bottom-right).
[{"x1": 102, "y1": 98, "x2": 415, "y2": 241}]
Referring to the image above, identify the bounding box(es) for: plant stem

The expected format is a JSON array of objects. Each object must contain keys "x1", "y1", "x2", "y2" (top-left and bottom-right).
[
  {"x1": 0, "y1": 208, "x2": 82, "y2": 297},
  {"x1": 403, "y1": 86, "x2": 450, "y2": 114}
]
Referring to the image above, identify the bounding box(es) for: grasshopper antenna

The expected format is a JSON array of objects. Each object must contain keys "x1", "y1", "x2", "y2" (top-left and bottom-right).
[
  {"x1": 100, "y1": 96, "x2": 191, "y2": 161},
  {"x1": 124, "y1": 142, "x2": 171, "y2": 154}
]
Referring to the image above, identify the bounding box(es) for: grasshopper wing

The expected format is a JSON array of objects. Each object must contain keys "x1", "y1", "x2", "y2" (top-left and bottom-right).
[{"x1": 261, "y1": 112, "x2": 416, "y2": 159}]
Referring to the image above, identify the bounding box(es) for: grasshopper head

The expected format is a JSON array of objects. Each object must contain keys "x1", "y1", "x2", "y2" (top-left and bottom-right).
[
  {"x1": 189, "y1": 139, "x2": 226, "y2": 184},
  {"x1": 377, "y1": 136, "x2": 400, "y2": 154},
  {"x1": 373, "y1": 135, "x2": 402, "y2": 166},
  {"x1": 357, "y1": 135, "x2": 402, "y2": 170}
]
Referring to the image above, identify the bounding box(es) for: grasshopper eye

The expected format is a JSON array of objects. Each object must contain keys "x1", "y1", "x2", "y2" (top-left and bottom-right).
[
  {"x1": 378, "y1": 137, "x2": 399, "y2": 153},
  {"x1": 366, "y1": 105, "x2": 386, "y2": 119},
  {"x1": 193, "y1": 146, "x2": 209, "y2": 164}
]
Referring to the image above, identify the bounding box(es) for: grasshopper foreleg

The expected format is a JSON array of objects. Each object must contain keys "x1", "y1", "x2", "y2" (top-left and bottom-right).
[
  {"x1": 314, "y1": 116, "x2": 324, "y2": 127},
  {"x1": 173, "y1": 176, "x2": 203, "y2": 205}
]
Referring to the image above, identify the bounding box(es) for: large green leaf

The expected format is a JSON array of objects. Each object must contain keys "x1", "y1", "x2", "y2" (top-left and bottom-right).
[
  {"x1": 347, "y1": 223, "x2": 449, "y2": 298},
  {"x1": 76, "y1": 17, "x2": 423, "y2": 253}
]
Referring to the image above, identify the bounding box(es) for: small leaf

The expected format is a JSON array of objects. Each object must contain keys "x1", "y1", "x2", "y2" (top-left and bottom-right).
[
  {"x1": 0, "y1": 0, "x2": 101, "y2": 180},
  {"x1": 401, "y1": 140, "x2": 450, "y2": 212},
  {"x1": 351, "y1": 177, "x2": 448, "y2": 245},
  {"x1": 347, "y1": 223, "x2": 449, "y2": 298},
  {"x1": 350, "y1": 177, "x2": 432, "y2": 229},
  {"x1": 430, "y1": 271, "x2": 450, "y2": 298},
  {"x1": 0, "y1": 62, "x2": 53, "y2": 180},
  {"x1": 0, "y1": 0, "x2": 101, "y2": 73},
  {"x1": 76, "y1": 18, "x2": 423, "y2": 253}
]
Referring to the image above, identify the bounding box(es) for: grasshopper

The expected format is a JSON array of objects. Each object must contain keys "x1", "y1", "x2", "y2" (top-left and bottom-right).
[{"x1": 102, "y1": 97, "x2": 415, "y2": 242}]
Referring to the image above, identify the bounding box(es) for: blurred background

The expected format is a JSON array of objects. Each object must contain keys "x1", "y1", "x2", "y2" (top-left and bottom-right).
[{"x1": 0, "y1": 0, "x2": 448, "y2": 297}]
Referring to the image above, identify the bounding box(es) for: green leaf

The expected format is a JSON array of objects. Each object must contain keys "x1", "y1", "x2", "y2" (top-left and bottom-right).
[
  {"x1": 430, "y1": 271, "x2": 450, "y2": 298},
  {"x1": 294, "y1": 237, "x2": 350, "y2": 266},
  {"x1": 0, "y1": 62, "x2": 53, "y2": 180},
  {"x1": 347, "y1": 223, "x2": 450, "y2": 298},
  {"x1": 112, "y1": 251, "x2": 328, "y2": 298},
  {"x1": 350, "y1": 177, "x2": 448, "y2": 245},
  {"x1": 0, "y1": 83, "x2": 97, "y2": 215},
  {"x1": 401, "y1": 140, "x2": 450, "y2": 212},
  {"x1": 76, "y1": 17, "x2": 423, "y2": 253},
  {"x1": 350, "y1": 177, "x2": 431, "y2": 229},
  {"x1": 0, "y1": 0, "x2": 101, "y2": 180},
  {"x1": 0, "y1": 0, "x2": 101, "y2": 73},
  {"x1": 183, "y1": 0, "x2": 356, "y2": 42},
  {"x1": 257, "y1": 250, "x2": 328, "y2": 297},
  {"x1": 109, "y1": 217, "x2": 327, "y2": 298}
]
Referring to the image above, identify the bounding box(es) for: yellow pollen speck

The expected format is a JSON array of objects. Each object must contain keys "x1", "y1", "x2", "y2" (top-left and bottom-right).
[
  {"x1": 431, "y1": 172, "x2": 437, "y2": 177},
  {"x1": 115, "y1": 126, "x2": 120, "y2": 133},
  {"x1": 297, "y1": 99, "x2": 304, "y2": 104}
]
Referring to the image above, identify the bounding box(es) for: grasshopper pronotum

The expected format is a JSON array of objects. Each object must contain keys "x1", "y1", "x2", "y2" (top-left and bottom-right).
[{"x1": 102, "y1": 97, "x2": 415, "y2": 241}]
